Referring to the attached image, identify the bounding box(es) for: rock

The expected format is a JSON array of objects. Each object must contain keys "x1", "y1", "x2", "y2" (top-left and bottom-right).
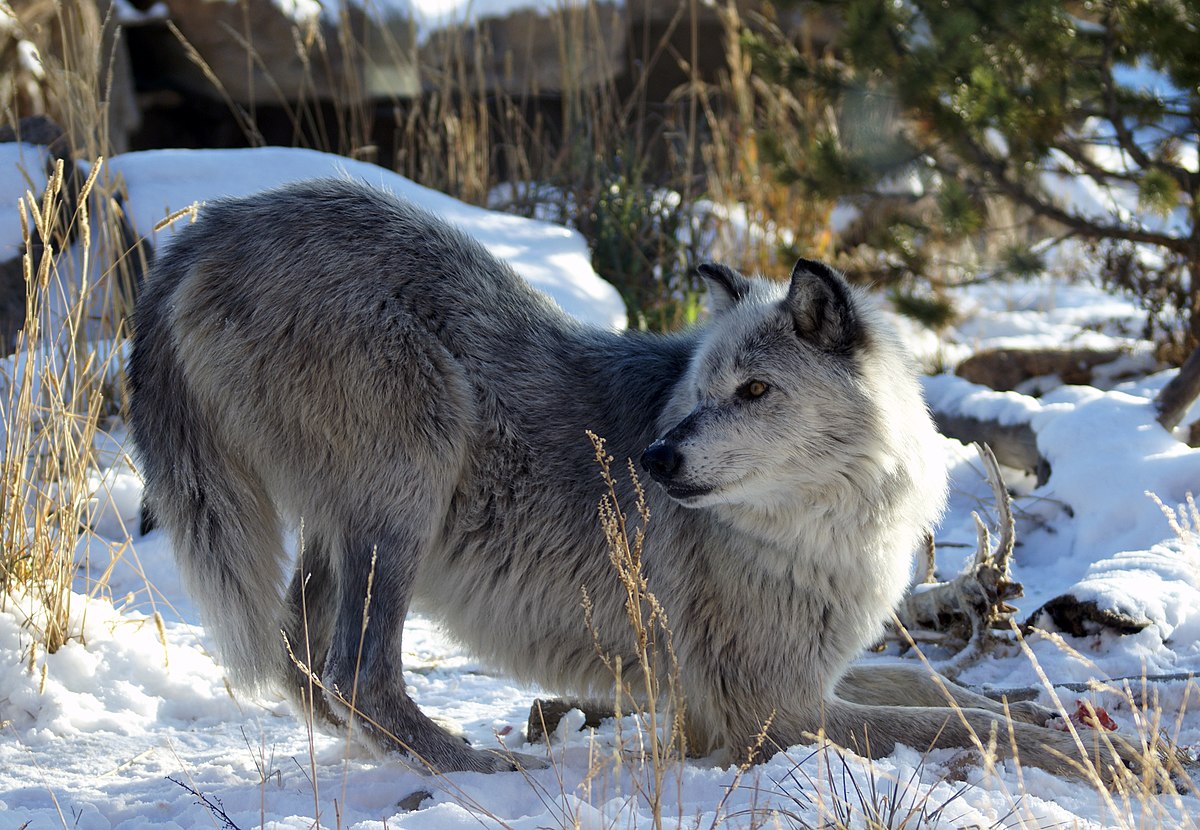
[
  {"x1": 397, "y1": 790, "x2": 433, "y2": 811},
  {"x1": 526, "y1": 698, "x2": 610, "y2": 745},
  {"x1": 418, "y1": 0, "x2": 839, "y2": 99},
  {"x1": 420, "y1": 5, "x2": 626, "y2": 96},
  {"x1": 956, "y1": 347, "x2": 1125, "y2": 392},
  {"x1": 1026, "y1": 540, "x2": 1200, "y2": 644},
  {"x1": 1028, "y1": 595, "x2": 1152, "y2": 638}
]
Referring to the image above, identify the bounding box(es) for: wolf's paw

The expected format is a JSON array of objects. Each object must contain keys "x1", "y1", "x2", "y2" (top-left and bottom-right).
[
  {"x1": 405, "y1": 743, "x2": 548, "y2": 775},
  {"x1": 1004, "y1": 699, "x2": 1059, "y2": 726},
  {"x1": 482, "y1": 748, "x2": 550, "y2": 773},
  {"x1": 1028, "y1": 727, "x2": 1183, "y2": 790},
  {"x1": 350, "y1": 713, "x2": 549, "y2": 774}
]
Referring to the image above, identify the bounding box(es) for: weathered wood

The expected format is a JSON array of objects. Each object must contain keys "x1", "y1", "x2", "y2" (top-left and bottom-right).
[{"x1": 1156, "y1": 343, "x2": 1200, "y2": 433}]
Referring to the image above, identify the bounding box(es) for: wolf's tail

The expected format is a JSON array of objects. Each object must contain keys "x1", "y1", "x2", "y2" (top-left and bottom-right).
[{"x1": 127, "y1": 251, "x2": 289, "y2": 689}]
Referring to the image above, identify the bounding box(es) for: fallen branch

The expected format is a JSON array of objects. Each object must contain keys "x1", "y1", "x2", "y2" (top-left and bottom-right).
[
  {"x1": 979, "y1": 672, "x2": 1200, "y2": 706},
  {"x1": 1156, "y1": 342, "x2": 1200, "y2": 433}
]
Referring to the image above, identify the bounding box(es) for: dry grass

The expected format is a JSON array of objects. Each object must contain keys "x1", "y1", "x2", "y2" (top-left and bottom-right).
[
  {"x1": 1149, "y1": 491, "x2": 1200, "y2": 547},
  {"x1": 0, "y1": 158, "x2": 133, "y2": 658},
  {"x1": 581, "y1": 431, "x2": 689, "y2": 829},
  {"x1": 1, "y1": 0, "x2": 144, "y2": 660}
]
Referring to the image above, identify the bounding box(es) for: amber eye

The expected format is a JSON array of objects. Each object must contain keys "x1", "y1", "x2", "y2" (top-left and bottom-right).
[{"x1": 741, "y1": 380, "x2": 769, "y2": 399}]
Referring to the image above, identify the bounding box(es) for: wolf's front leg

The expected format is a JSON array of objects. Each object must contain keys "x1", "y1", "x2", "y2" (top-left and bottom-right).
[
  {"x1": 324, "y1": 520, "x2": 543, "y2": 773},
  {"x1": 810, "y1": 698, "x2": 1144, "y2": 781},
  {"x1": 836, "y1": 664, "x2": 1056, "y2": 726}
]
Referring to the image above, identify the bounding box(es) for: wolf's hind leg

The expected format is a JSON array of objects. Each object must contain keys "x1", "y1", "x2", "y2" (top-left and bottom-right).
[
  {"x1": 807, "y1": 698, "x2": 1141, "y2": 781},
  {"x1": 323, "y1": 520, "x2": 541, "y2": 773},
  {"x1": 280, "y1": 533, "x2": 339, "y2": 728},
  {"x1": 837, "y1": 664, "x2": 1055, "y2": 726}
]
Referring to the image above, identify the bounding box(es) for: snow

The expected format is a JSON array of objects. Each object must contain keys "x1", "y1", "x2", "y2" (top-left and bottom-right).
[
  {"x1": 401, "y1": 0, "x2": 628, "y2": 39},
  {"x1": 225, "y1": 0, "x2": 590, "y2": 39},
  {"x1": 105, "y1": 147, "x2": 626, "y2": 330},
  {"x1": 0, "y1": 141, "x2": 48, "y2": 259},
  {"x1": 4, "y1": 146, "x2": 1200, "y2": 828}
]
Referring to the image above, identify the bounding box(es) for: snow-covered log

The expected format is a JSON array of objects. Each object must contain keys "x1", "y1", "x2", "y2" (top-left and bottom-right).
[
  {"x1": 956, "y1": 346, "x2": 1125, "y2": 391},
  {"x1": 924, "y1": 375, "x2": 1050, "y2": 484}
]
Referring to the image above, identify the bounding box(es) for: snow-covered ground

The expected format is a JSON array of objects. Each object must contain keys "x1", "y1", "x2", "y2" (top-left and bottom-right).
[{"x1": 3, "y1": 146, "x2": 1200, "y2": 828}]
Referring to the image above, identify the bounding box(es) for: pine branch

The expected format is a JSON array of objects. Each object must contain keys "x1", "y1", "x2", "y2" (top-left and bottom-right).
[
  {"x1": 1054, "y1": 139, "x2": 1143, "y2": 186},
  {"x1": 955, "y1": 130, "x2": 1186, "y2": 252},
  {"x1": 1098, "y1": 13, "x2": 1196, "y2": 194}
]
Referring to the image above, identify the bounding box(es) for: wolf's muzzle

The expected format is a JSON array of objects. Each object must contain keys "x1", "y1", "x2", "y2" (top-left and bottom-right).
[{"x1": 640, "y1": 440, "x2": 681, "y2": 483}]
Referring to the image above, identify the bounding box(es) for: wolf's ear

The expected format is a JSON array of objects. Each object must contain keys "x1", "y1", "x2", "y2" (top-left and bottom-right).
[
  {"x1": 697, "y1": 262, "x2": 751, "y2": 315},
  {"x1": 785, "y1": 259, "x2": 863, "y2": 355}
]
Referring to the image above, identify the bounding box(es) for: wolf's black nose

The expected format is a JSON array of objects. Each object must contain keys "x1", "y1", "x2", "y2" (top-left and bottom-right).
[{"x1": 640, "y1": 441, "x2": 680, "y2": 480}]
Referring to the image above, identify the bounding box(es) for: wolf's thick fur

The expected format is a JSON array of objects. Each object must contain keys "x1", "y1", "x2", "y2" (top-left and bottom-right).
[{"x1": 129, "y1": 179, "x2": 1121, "y2": 776}]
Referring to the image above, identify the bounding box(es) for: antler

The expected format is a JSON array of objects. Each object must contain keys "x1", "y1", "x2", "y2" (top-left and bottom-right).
[{"x1": 893, "y1": 443, "x2": 1024, "y2": 675}]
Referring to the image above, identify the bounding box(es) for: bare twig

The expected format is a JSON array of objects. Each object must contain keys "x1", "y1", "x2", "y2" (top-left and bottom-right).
[{"x1": 166, "y1": 776, "x2": 245, "y2": 830}]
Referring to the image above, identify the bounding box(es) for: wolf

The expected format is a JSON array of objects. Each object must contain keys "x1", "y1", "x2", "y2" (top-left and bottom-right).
[{"x1": 128, "y1": 178, "x2": 1129, "y2": 777}]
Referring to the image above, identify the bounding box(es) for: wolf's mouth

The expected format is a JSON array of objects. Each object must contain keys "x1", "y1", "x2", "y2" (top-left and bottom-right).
[{"x1": 665, "y1": 483, "x2": 716, "y2": 501}]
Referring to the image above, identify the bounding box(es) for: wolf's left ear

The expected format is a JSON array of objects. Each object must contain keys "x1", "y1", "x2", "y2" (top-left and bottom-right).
[
  {"x1": 785, "y1": 259, "x2": 863, "y2": 355},
  {"x1": 697, "y1": 262, "x2": 751, "y2": 315}
]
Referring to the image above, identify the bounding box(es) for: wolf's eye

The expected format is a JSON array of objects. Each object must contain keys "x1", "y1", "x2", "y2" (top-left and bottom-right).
[{"x1": 740, "y1": 380, "x2": 769, "y2": 399}]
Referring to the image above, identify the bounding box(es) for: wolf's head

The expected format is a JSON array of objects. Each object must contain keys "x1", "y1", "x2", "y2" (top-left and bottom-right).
[{"x1": 642, "y1": 258, "x2": 942, "y2": 527}]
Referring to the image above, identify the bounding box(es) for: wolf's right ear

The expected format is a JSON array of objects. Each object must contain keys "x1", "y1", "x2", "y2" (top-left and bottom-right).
[
  {"x1": 697, "y1": 262, "x2": 752, "y2": 315},
  {"x1": 786, "y1": 258, "x2": 863, "y2": 355}
]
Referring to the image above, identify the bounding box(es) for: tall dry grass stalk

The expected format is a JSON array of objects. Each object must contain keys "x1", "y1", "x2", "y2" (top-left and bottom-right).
[
  {"x1": 584, "y1": 431, "x2": 688, "y2": 829},
  {"x1": 1, "y1": 0, "x2": 149, "y2": 658},
  {"x1": 0, "y1": 158, "x2": 132, "y2": 656}
]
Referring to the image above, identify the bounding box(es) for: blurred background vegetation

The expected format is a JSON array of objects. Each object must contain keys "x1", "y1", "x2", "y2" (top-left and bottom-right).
[{"x1": 0, "y1": 0, "x2": 1197, "y2": 347}]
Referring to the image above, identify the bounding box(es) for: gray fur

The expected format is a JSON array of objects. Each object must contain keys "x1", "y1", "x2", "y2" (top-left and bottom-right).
[{"x1": 127, "y1": 179, "x2": 1125, "y2": 776}]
